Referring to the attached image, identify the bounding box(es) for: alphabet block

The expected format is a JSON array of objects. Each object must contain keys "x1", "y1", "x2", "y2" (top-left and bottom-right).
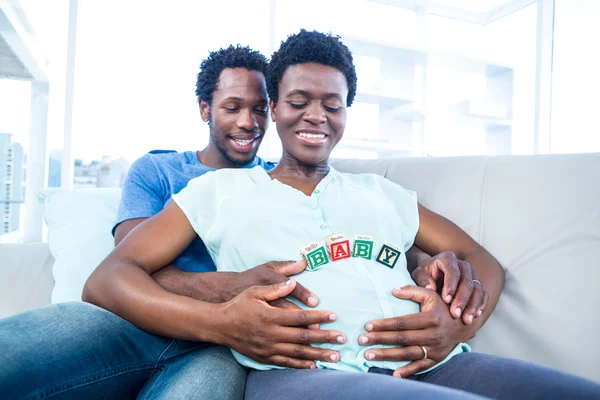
[
  {"x1": 325, "y1": 233, "x2": 351, "y2": 262},
  {"x1": 299, "y1": 242, "x2": 329, "y2": 271},
  {"x1": 352, "y1": 235, "x2": 374, "y2": 260},
  {"x1": 375, "y1": 243, "x2": 401, "y2": 269}
]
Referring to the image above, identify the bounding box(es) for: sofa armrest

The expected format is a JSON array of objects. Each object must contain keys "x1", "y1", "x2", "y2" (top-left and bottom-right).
[{"x1": 0, "y1": 242, "x2": 54, "y2": 318}]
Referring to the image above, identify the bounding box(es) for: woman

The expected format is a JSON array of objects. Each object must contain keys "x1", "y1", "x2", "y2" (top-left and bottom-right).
[{"x1": 88, "y1": 31, "x2": 600, "y2": 399}]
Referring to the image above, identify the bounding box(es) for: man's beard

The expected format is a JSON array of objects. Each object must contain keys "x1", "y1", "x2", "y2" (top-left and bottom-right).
[{"x1": 209, "y1": 128, "x2": 255, "y2": 167}]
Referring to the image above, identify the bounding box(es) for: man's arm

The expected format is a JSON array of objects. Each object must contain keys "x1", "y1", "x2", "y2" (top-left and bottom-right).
[
  {"x1": 115, "y1": 219, "x2": 315, "y2": 305},
  {"x1": 405, "y1": 246, "x2": 431, "y2": 274},
  {"x1": 115, "y1": 219, "x2": 233, "y2": 302},
  {"x1": 85, "y1": 202, "x2": 345, "y2": 368}
]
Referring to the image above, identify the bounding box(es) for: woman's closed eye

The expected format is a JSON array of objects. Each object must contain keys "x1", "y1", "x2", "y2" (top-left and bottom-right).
[{"x1": 289, "y1": 102, "x2": 307, "y2": 109}]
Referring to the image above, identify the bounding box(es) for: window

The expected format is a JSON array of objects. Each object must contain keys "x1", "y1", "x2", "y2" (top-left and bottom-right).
[
  {"x1": 2, "y1": 0, "x2": 599, "y2": 243},
  {"x1": 551, "y1": 0, "x2": 600, "y2": 153}
]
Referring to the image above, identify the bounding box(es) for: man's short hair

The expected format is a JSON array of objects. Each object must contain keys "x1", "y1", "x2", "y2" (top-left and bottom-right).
[
  {"x1": 267, "y1": 30, "x2": 357, "y2": 107},
  {"x1": 196, "y1": 45, "x2": 268, "y2": 104}
]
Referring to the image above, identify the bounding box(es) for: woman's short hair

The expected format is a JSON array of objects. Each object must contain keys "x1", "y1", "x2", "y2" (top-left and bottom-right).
[{"x1": 267, "y1": 30, "x2": 357, "y2": 107}]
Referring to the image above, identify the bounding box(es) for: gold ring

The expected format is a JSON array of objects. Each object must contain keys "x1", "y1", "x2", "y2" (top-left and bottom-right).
[{"x1": 419, "y1": 345, "x2": 428, "y2": 360}]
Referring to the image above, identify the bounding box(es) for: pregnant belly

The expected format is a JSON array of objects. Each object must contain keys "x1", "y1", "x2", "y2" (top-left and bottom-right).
[{"x1": 289, "y1": 259, "x2": 420, "y2": 371}]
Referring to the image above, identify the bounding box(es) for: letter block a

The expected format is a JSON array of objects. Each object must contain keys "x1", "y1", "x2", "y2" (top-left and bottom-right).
[{"x1": 325, "y1": 233, "x2": 351, "y2": 262}]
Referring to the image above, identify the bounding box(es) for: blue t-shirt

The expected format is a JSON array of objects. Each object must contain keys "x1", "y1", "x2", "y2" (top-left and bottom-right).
[{"x1": 113, "y1": 150, "x2": 276, "y2": 272}]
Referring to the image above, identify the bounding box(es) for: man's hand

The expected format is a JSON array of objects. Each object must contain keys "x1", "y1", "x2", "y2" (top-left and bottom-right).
[
  {"x1": 237, "y1": 260, "x2": 318, "y2": 308},
  {"x1": 411, "y1": 251, "x2": 489, "y2": 324},
  {"x1": 213, "y1": 280, "x2": 346, "y2": 369},
  {"x1": 358, "y1": 285, "x2": 475, "y2": 378}
]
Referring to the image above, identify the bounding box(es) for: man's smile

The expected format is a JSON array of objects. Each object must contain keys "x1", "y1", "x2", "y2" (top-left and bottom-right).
[{"x1": 229, "y1": 134, "x2": 262, "y2": 152}]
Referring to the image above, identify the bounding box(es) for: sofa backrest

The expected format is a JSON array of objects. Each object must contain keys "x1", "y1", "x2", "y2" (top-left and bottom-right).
[
  {"x1": 0, "y1": 154, "x2": 597, "y2": 382},
  {"x1": 332, "y1": 154, "x2": 600, "y2": 382}
]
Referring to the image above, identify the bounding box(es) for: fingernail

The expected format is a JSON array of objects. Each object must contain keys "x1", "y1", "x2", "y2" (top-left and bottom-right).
[
  {"x1": 336, "y1": 335, "x2": 345, "y2": 343},
  {"x1": 445, "y1": 295, "x2": 452, "y2": 303},
  {"x1": 366, "y1": 323, "x2": 374, "y2": 331},
  {"x1": 310, "y1": 364, "x2": 317, "y2": 369},
  {"x1": 330, "y1": 353, "x2": 338, "y2": 362},
  {"x1": 425, "y1": 285, "x2": 433, "y2": 290},
  {"x1": 367, "y1": 352, "x2": 375, "y2": 360},
  {"x1": 477, "y1": 310, "x2": 483, "y2": 317},
  {"x1": 455, "y1": 307, "x2": 462, "y2": 317},
  {"x1": 285, "y1": 279, "x2": 293, "y2": 285},
  {"x1": 394, "y1": 287, "x2": 402, "y2": 291},
  {"x1": 394, "y1": 372, "x2": 402, "y2": 378},
  {"x1": 329, "y1": 314, "x2": 337, "y2": 321},
  {"x1": 468, "y1": 314, "x2": 473, "y2": 323},
  {"x1": 360, "y1": 336, "x2": 368, "y2": 344},
  {"x1": 308, "y1": 296, "x2": 318, "y2": 306}
]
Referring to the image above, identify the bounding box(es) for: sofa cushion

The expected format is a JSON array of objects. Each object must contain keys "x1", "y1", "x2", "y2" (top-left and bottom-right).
[
  {"x1": 473, "y1": 154, "x2": 600, "y2": 382},
  {"x1": 0, "y1": 242, "x2": 54, "y2": 318},
  {"x1": 39, "y1": 188, "x2": 121, "y2": 303},
  {"x1": 335, "y1": 154, "x2": 600, "y2": 383}
]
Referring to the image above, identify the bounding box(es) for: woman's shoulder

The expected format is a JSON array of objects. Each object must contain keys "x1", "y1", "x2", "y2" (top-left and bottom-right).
[
  {"x1": 335, "y1": 170, "x2": 415, "y2": 197},
  {"x1": 182, "y1": 167, "x2": 265, "y2": 199},
  {"x1": 335, "y1": 170, "x2": 389, "y2": 187},
  {"x1": 187, "y1": 166, "x2": 260, "y2": 186}
]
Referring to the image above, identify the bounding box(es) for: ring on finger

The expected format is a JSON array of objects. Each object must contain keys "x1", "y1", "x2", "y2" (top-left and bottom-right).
[
  {"x1": 472, "y1": 279, "x2": 482, "y2": 286},
  {"x1": 419, "y1": 345, "x2": 428, "y2": 360}
]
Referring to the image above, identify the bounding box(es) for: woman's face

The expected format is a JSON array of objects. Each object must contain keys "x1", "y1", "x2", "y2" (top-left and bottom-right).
[{"x1": 271, "y1": 62, "x2": 348, "y2": 166}]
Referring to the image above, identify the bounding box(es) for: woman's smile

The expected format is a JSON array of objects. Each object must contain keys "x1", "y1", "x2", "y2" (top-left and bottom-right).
[{"x1": 295, "y1": 129, "x2": 329, "y2": 146}]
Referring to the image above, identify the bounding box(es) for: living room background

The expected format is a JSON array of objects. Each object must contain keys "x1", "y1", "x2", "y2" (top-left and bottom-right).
[{"x1": 0, "y1": 0, "x2": 598, "y2": 243}]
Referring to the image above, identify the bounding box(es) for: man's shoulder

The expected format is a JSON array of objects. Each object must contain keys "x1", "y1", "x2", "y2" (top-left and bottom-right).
[
  {"x1": 256, "y1": 157, "x2": 277, "y2": 171},
  {"x1": 129, "y1": 150, "x2": 195, "y2": 173},
  {"x1": 145, "y1": 149, "x2": 194, "y2": 165}
]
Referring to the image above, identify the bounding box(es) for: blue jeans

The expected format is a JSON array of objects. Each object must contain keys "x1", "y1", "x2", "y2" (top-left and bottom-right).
[
  {"x1": 0, "y1": 302, "x2": 247, "y2": 399},
  {"x1": 246, "y1": 353, "x2": 600, "y2": 399}
]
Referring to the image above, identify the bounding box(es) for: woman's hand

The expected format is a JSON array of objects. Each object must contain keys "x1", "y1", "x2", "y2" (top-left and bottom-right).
[
  {"x1": 358, "y1": 285, "x2": 476, "y2": 378},
  {"x1": 411, "y1": 251, "x2": 489, "y2": 324}
]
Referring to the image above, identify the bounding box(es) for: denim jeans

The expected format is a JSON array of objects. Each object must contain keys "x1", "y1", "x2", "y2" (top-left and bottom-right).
[
  {"x1": 0, "y1": 302, "x2": 247, "y2": 399},
  {"x1": 246, "y1": 352, "x2": 600, "y2": 400}
]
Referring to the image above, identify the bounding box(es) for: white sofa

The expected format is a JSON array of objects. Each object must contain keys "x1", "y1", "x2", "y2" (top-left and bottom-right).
[{"x1": 1, "y1": 154, "x2": 599, "y2": 383}]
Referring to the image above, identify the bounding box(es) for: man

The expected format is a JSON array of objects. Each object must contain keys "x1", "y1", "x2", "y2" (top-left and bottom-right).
[
  {"x1": 0, "y1": 45, "x2": 335, "y2": 400},
  {"x1": 0, "y1": 45, "x2": 488, "y2": 399}
]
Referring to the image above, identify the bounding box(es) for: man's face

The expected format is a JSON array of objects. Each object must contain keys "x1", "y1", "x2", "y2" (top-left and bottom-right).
[{"x1": 200, "y1": 68, "x2": 269, "y2": 166}]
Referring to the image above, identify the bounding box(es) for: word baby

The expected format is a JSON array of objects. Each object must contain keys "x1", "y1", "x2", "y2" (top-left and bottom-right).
[{"x1": 299, "y1": 234, "x2": 402, "y2": 271}]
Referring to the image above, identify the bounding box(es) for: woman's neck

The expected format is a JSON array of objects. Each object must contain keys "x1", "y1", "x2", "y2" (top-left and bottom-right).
[{"x1": 269, "y1": 154, "x2": 330, "y2": 196}]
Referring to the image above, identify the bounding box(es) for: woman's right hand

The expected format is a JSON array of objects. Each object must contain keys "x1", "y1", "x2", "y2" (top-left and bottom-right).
[{"x1": 212, "y1": 280, "x2": 347, "y2": 369}]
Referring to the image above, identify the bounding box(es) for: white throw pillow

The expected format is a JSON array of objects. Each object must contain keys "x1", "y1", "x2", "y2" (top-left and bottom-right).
[{"x1": 38, "y1": 188, "x2": 121, "y2": 303}]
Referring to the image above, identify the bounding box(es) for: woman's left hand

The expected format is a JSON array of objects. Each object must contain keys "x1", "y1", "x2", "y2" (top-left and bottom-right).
[
  {"x1": 411, "y1": 251, "x2": 489, "y2": 325},
  {"x1": 358, "y1": 285, "x2": 476, "y2": 378}
]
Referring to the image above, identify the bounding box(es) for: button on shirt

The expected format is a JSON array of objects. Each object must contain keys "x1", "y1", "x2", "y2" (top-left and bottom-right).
[{"x1": 173, "y1": 166, "x2": 469, "y2": 373}]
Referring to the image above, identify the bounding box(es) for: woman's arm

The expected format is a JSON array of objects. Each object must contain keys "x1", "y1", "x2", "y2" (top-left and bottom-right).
[
  {"x1": 83, "y1": 202, "x2": 344, "y2": 368},
  {"x1": 359, "y1": 203, "x2": 504, "y2": 377},
  {"x1": 83, "y1": 202, "x2": 219, "y2": 340},
  {"x1": 414, "y1": 203, "x2": 504, "y2": 327}
]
